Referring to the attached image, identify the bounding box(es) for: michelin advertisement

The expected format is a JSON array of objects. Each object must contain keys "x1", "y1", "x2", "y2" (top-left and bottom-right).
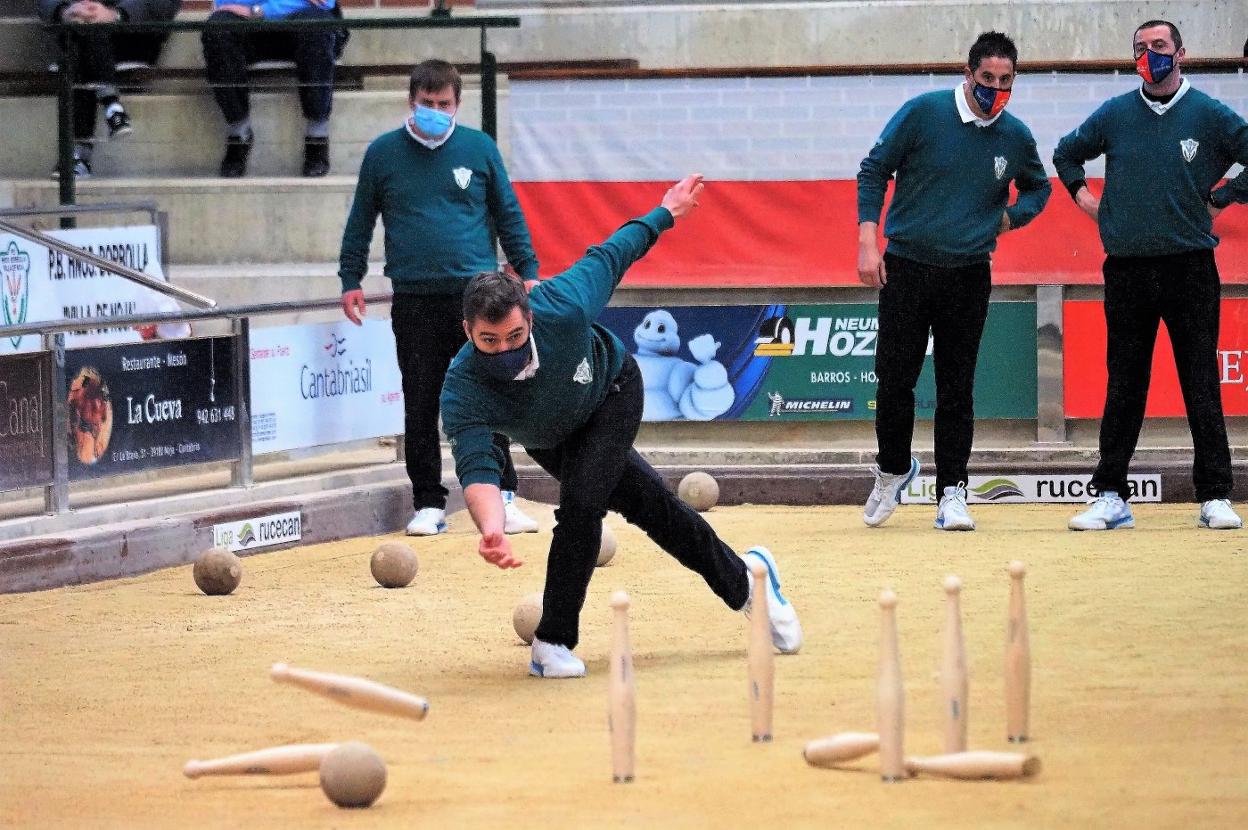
[{"x1": 597, "y1": 302, "x2": 1037, "y2": 421}]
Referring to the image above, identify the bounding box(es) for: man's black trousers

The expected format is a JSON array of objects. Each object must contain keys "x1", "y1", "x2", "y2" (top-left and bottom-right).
[
  {"x1": 390, "y1": 292, "x2": 517, "y2": 511},
  {"x1": 874, "y1": 252, "x2": 992, "y2": 495},
  {"x1": 526, "y1": 356, "x2": 750, "y2": 649}
]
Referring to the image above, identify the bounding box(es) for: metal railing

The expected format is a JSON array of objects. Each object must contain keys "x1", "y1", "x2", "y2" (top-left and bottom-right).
[
  {"x1": 1, "y1": 294, "x2": 394, "y2": 515},
  {"x1": 48, "y1": 13, "x2": 522, "y2": 205}
]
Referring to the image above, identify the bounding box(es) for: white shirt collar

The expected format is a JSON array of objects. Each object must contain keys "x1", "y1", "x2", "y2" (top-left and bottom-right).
[
  {"x1": 514, "y1": 332, "x2": 539, "y2": 381},
  {"x1": 1139, "y1": 77, "x2": 1191, "y2": 115},
  {"x1": 954, "y1": 83, "x2": 1004, "y2": 128},
  {"x1": 404, "y1": 117, "x2": 456, "y2": 149}
]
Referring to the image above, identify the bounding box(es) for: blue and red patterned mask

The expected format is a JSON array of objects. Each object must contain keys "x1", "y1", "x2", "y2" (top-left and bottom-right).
[
  {"x1": 1135, "y1": 49, "x2": 1176, "y2": 84},
  {"x1": 971, "y1": 82, "x2": 1011, "y2": 118}
]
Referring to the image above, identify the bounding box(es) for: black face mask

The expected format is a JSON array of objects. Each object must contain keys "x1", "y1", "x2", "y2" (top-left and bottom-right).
[{"x1": 475, "y1": 337, "x2": 531, "y2": 381}]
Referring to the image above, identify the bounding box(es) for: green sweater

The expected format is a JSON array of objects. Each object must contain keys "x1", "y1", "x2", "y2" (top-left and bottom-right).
[
  {"x1": 857, "y1": 89, "x2": 1051, "y2": 267},
  {"x1": 1053, "y1": 83, "x2": 1248, "y2": 257},
  {"x1": 441, "y1": 207, "x2": 674, "y2": 487},
  {"x1": 337, "y1": 125, "x2": 538, "y2": 295}
]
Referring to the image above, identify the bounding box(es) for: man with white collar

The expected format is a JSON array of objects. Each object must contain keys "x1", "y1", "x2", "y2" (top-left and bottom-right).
[
  {"x1": 856, "y1": 31, "x2": 1051, "y2": 532},
  {"x1": 1056, "y1": 20, "x2": 1248, "y2": 532},
  {"x1": 338, "y1": 59, "x2": 540, "y2": 537}
]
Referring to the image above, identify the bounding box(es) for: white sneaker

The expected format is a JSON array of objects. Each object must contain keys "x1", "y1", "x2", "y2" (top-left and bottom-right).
[
  {"x1": 742, "y1": 546, "x2": 803, "y2": 654},
  {"x1": 405, "y1": 507, "x2": 447, "y2": 536},
  {"x1": 863, "y1": 457, "x2": 920, "y2": 527},
  {"x1": 1068, "y1": 492, "x2": 1134, "y2": 531},
  {"x1": 1199, "y1": 499, "x2": 1242, "y2": 530},
  {"x1": 529, "y1": 638, "x2": 586, "y2": 678},
  {"x1": 502, "y1": 491, "x2": 539, "y2": 534},
  {"x1": 935, "y1": 484, "x2": 975, "y2": 531}
]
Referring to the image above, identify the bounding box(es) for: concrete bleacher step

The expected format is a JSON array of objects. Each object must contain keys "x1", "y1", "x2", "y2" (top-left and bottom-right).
[
  {"x1": 0, "y1": 83, "x2": 498, "y2": 179},
  {"x1": 2, "y1": 176, "x2": 382, "y2": 263}
]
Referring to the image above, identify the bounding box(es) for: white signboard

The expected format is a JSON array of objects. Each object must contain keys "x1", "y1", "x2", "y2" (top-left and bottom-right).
[
  {"x1": 249, "y1": 319, "x2": 404, "y2": 454},
  {"x1": 1, "y1": 224, "x2": 185, "y2": 354},
  {"x1": 900, "y1": 474, "x2": 1162, "y2": 504},
  {"x1": 212, "y1": 510, "x2": 302, "y2": 553}
]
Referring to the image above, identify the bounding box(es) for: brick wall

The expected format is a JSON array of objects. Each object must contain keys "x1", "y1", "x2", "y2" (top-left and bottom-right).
[{"x1": 510, "y1": 71, "x2": 1248, "y2": 182}]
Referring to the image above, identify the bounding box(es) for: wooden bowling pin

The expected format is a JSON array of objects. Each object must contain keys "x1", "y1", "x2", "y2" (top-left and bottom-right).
[
  {"x1": 905, "y1": 750, "x2": 1042, "y2": 780},
  {"x1": 747, "y1": 560, "x2": 775, "y2": 742},
  {"x1": 1005, "y1": 561, "x2": 1031, "y2": 742},
  {"x1": 270, "y1": 663, "x2": 429, "y2": 721},
  {"x1": 183, "y1": 743, "x2": 337, "y2": 778},
  {"x1": 802, "y1": 732, "x2": 879, "y2": 768},
  {"x1": 941, "y1": 575, "x2": 969, "y2": 753},
  {"x1": 877, "y1": 589, "x2": 905, "y2": 781},
  {"x1": 608, "y1": 591, "x2": 636, "y2": 783}
]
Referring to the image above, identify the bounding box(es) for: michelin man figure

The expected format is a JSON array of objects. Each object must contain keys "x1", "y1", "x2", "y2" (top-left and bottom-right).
[{"x1": 631, "y1": 309, "x2": 735, "y2": 421}]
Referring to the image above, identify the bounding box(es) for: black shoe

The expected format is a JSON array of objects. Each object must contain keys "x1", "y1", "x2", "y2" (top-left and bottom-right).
[
  {"x1": 105, "y1": 108, "x2": 132, "y2": 140},
  {"x1": 302, "y1": 138, "x2": 330, "y2": 178},
  {"x1": 50, "y1": 156, "x2": 92, "y2": 180},
  {"x1": 220, "y1": 130, "x2": 253, "y2": 178}
]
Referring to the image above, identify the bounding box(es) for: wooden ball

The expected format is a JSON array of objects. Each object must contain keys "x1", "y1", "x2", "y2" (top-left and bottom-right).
[
  {"x1": 192, "y1": 547, "x2": 241, "y2": 596},
  {"x1": 678, "y1": 471, "x2": 719, "y2": 511},
  {"x1": 596, "y1": 525, "x2": 617, "y2": 567},
  {"x1": 370, "y1": 542, "x2": 419, "y2": 588},
  {"x1": 512, "y1": 592, "x2": 543, "y2": 645},
  {"x1": 319, "y1": 742, "x2": 386, "y2": 809}
]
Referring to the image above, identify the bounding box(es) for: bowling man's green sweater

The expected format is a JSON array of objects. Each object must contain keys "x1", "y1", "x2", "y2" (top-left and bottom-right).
[
  {"x1": 441, "y1": 207, "x2": 674, "y2": 488},
  {"x1": 857, "y1": 88, "x2": 1051, "y2": 268},
  {"x1": 1053, "y1": 83, "x2": 1248, "y2": 258},
  {"x1": 337, "y1": 125, "x2": 538, "y2": 295}
]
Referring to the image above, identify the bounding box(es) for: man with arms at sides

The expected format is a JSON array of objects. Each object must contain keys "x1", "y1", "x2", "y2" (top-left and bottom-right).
[
  {"x1": 441, "y1": 175, "x2": 803, "y2": 678},
  {"x1": 1056, "y1": 20, "x2": 1248, "y2": 531},
  {"x1": 857, "y1": 31, "x2": 1051, "y2": 531},
  {"x1": 339, "y1": 60, "x2": 540, "y2": 537}
]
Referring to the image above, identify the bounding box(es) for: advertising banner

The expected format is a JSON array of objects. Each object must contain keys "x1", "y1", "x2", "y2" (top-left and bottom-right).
[
  {"x1": 1064, "y1": 299, "x2": 1248, "y2": 418},
  {"x1": 249, "y1": 320, "x2": 404, "y2": 455},
  {"x1": 1, "y1": 224, "x2": 186, "y2": 355},
  {"x1": 64, "y1": 337, "x2": 240, "y2": 481},
  {"x1": 597, "y1": 302, "x2": 1037, "y2": 421},
  {"x1": 0, "y1": 351, "x2": 53, "y2": 491},
  {"x1": 212, "y1": 511, "x2": 303, "y2": 553},
  {"x1": 899, "y1": 473, "x2": 1162, "y2": 504}
]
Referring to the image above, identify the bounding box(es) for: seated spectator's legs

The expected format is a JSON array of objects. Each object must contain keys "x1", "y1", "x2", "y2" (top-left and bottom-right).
[
  {"x1": 288, "y1": 7, "x2": 337, "y2": 176},
  {"x1": 201, "y1": 10, "x2": 256, "y2": 176},
  {"x1": 68, "y1": 29, "x2": 115, "y2": 166}
]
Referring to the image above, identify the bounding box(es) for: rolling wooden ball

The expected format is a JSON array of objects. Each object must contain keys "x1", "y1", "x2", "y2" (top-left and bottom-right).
[
  {"x1": 192, "y1": 547, "x2": 241, "y2": 596},
  {"x1": 370, "y1": 542, "x2": 419, "y2": 588},
  {"x1": 512, "y1": 592, "x2": 543, "y2": 645},
  {"x1": 319, "y1": 742, "x2": 386, "y2": 809},
  {"x1": 678, "y1": 471, "x2": 720, "y2": 511},
  {"x1": 597, "y1": 525, "x2": 618, "y2": 567}
]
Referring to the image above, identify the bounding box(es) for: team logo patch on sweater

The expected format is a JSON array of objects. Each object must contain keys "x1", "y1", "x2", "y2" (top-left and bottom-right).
[
  {"x1": 453, "y1": 167, "x2": 473, "y2": 189},
  {"x1": 993, "y1": 156, "x2": 1007, "y2": 180},
  {"x1": 1180, "y1": 139, "x2": 1199, "y2": 163},
  {"x1": 573, "y1": 358, "x2": 592, "y2": 385}
]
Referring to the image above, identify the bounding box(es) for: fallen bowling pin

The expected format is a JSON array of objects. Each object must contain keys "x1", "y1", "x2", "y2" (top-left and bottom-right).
[
  {"x1": 905, "y1": 750, "x2": 1041, "y2": 780},
  {"x1": 271, "y1": 663, "x2": 429, "y2": 721},
  {"x1": 802, "y1": 732, "x2": 879, "y2": 768},
  {"x1": 184, "y1": 743, "x2": 337, "y2": 778}
]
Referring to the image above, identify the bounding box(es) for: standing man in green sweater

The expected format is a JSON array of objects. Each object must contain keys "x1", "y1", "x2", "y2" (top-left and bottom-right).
[
  {"x1": 441, "y1": 175, "x2": 803, "y2": 678},
  {"x1": 338, "y1": 60, "x2": 539, "y2": 537},
  {"x1": 856, "y1": 31, "x2": 1051, "y2": 531},
  {"x1": 1055, "y1": 20, "x2": 1248, "y2": 532}
]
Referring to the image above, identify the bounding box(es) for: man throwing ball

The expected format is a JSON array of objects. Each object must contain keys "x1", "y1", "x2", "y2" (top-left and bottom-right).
[{"x1": 440, "y1": 175, "x2": 803, "y2": 678}]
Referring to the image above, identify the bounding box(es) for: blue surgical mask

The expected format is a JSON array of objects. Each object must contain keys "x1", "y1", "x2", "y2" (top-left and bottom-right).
[
  {"x1": 412, "y1": 105, "x2": 453, "y2": 138},
  {"x1": 1135, "y1": 48, "x2": 1175, "y2": 84},
  {"x1": 475, "y1": 338, "x2": 531, "y2": 382}
]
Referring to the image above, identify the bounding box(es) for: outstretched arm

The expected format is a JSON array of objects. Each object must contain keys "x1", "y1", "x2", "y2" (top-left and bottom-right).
[{"x1": 537, "y1": 174, "x2": 704, "y2": 321}]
